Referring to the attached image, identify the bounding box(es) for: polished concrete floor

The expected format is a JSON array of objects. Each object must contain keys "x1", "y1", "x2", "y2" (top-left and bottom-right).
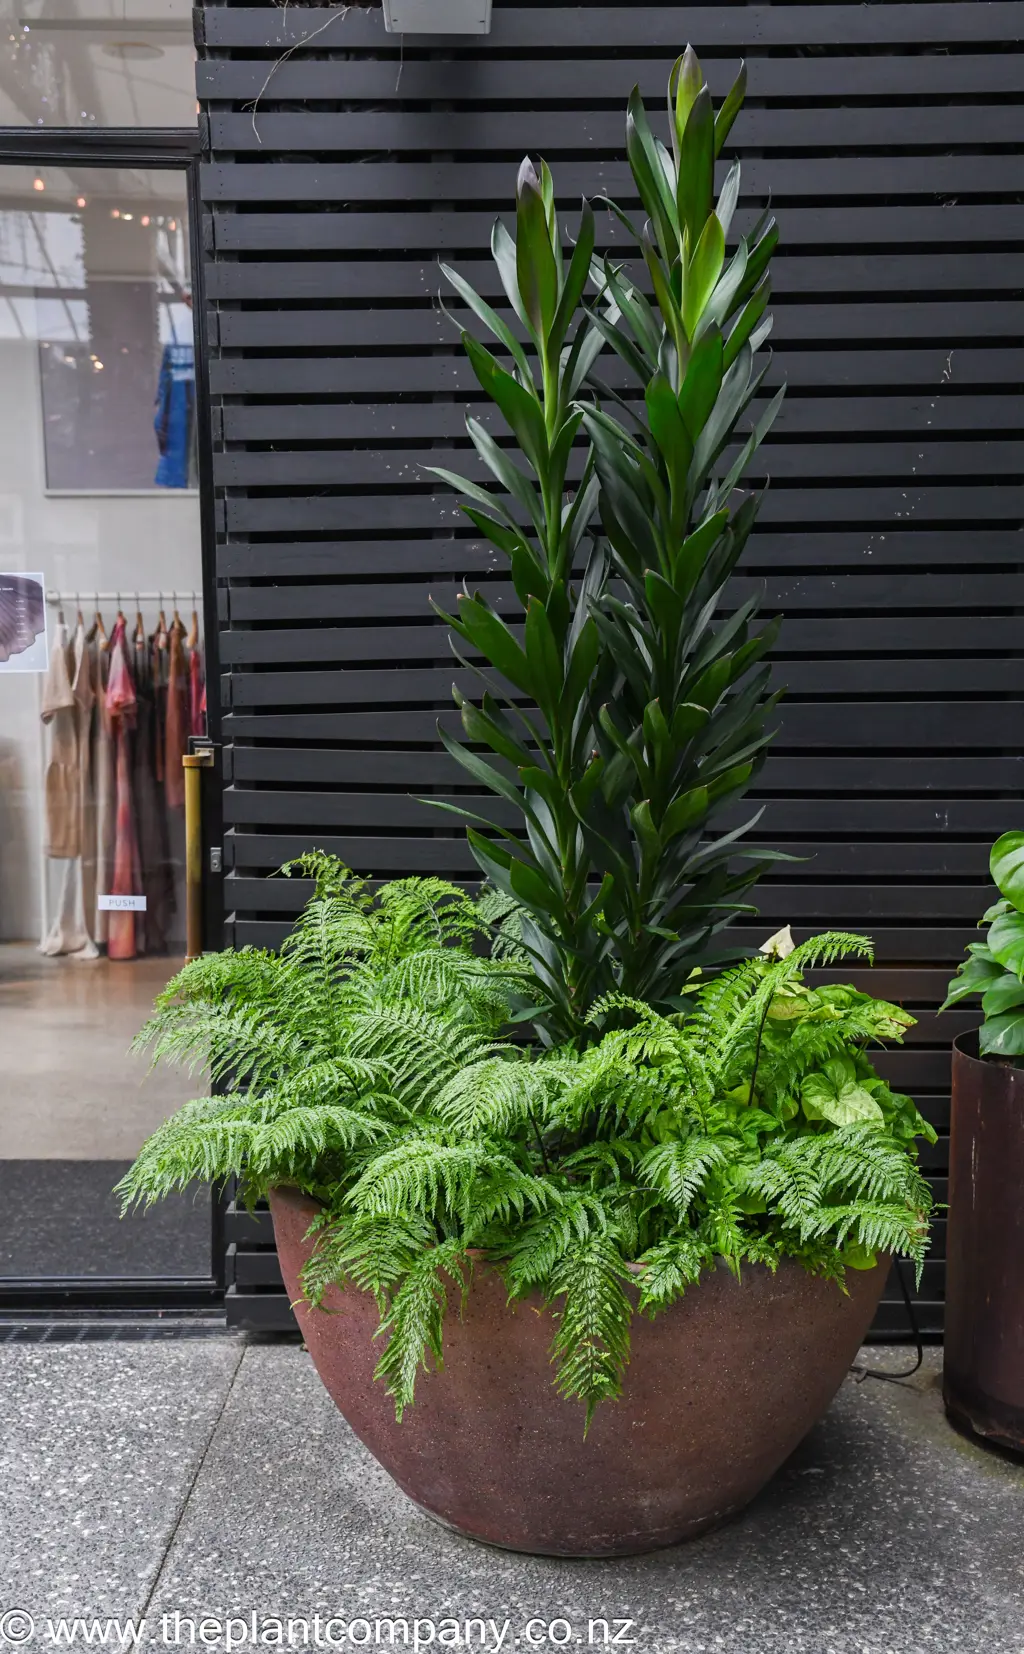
[
  {"x1": 0, "y1": 1343, "x2": 1021, "y2": 1653},
  {"x1": 0, "y1": 943, "x2": 197, "y2": 1158}
]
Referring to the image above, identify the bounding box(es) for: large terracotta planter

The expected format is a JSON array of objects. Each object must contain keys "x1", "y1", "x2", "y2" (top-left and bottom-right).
[
  {"x1": 270, "y1": 1185, "x2": 887, "y2": 1556},
  {"x1": 944, "y1": 1033, "x2": 1024, "y2": 1453}
]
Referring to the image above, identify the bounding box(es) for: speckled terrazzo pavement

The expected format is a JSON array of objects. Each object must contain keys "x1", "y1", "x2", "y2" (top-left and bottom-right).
[{"x1": 1, "y1": 1343, "x2": 1022, "y2": 1654}]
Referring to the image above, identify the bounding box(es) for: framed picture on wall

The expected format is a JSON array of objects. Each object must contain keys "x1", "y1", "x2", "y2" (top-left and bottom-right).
[{"x1": 0, "y1": 570, "x2": 47, "y2": 671}]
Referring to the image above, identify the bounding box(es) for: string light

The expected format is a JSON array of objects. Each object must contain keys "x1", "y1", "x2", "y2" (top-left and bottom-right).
[
  {"x1": 76, "y1": 196, "x2": 86, "y2": 208},
  {"x1": 141, "y1": 215, "x2": 150, "y2": 227},
  {"x1": 122, "y1": 211, "x2": 133, "y2": 220},
  {"x1": 32, "y1": 177, "x2": 44, "y2": 191},
  {"x1": 111, "y1": 208, "x2": 119, "y2": 218}
]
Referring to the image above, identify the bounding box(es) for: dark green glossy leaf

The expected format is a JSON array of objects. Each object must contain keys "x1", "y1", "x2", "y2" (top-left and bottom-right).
[
  {"x1": 991, "y1": 831, "x2": 1024, "y2": 911},
  {"x1": 979, "y1": 1009, "x2": 1024, "y2": 1058}
]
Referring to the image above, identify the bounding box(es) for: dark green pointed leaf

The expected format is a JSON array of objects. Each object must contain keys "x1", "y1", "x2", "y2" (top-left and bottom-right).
[
  {"x1": 516, "y1": 157, "x2": 559, "y2": 340},
  {"x1": 988, "y1": 911, "x2": 1024, "y2": 979},
  {"x1": 677, "y1": 326, "x2": 724, "y2": 442},
  {"x1": 714, "y1": 61, "x2": 747, "y2": 157},
  {"x1": 979, "y1": 1010, "x2": 1024, "y2": 1058},
  {"x1": 661, "y1": 786, "x2": 710, "y2": 839},
  {"x1": 677, "y1": 86, "x2": 714, "y2": 250}
]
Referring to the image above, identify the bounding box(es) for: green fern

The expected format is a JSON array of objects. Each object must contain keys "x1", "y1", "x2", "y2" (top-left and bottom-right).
[{"x1": 122, "y1": 876, "x2": 934, "y2": 1427}]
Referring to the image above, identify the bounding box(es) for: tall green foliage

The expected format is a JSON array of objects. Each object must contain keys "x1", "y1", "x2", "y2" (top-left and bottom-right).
[{"x1": 431, "y1": 50, "x2": 784, "y2": 1042}]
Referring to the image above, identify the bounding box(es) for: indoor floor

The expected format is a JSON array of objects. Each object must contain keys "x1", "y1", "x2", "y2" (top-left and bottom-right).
[
  {"x1": 0, "y1": 944, "x2": 211, "y2": 1277},
  {"x1": 0, "y1": 1344, "x2": 1020, "y2": 1653}
]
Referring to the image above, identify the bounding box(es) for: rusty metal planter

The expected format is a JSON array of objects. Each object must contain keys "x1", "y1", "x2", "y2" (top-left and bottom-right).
[
  {"x1": 944, "y1": 1033, "x2": 1024, "y2": 1453},
  {"x1": 270, "y1": 1185, "x2": 887, "y2": 1557}
]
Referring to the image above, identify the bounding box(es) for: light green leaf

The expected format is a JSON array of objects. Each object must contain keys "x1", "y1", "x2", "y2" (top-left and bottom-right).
[{"x1": 801, "y1": 1060, "x2": 885, "y2": 1128}]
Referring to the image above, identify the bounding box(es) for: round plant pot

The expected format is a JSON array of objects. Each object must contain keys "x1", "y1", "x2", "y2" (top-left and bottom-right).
[
  {"x1": 944, "y1": 1033, "x2": 1024, "y2": 1454},
  {"x1": 270, "y1": 1185, "x2": 887, "y2": 1557}
]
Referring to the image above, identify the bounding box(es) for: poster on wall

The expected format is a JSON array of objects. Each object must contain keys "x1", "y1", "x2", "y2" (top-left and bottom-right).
[{"x1": 0, "y1": 572, "x2": 47, "y2": 671}]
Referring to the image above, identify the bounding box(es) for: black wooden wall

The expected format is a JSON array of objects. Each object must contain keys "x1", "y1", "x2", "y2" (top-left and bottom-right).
[{"x1": 197, "y1": 1, "x2": 1024, "y2": 1333}]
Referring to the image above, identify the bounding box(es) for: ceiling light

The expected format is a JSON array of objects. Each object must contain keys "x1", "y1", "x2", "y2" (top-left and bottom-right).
[
  {"x1": 76, "y1": 196, "x2": 86, "y2": 208},
  {"x1": 32, "y1": 177, "x2": 44, "y2": 191}
]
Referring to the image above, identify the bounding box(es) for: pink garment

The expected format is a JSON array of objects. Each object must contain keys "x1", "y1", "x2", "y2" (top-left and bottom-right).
[
  {"x1": 164, "y1": 618, "x2": 188, "y2": 810},
  {"x1": 105, "y1": 617, "x2": 144, "y2": 960},
  {"x1": 188, "y1": 643, "x2": 206, "y2": 738}
]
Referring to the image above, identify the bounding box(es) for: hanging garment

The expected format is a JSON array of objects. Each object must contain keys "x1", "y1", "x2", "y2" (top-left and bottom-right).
[
  {"x1": 132, "y1": 633, "x2": 176, "y2": 953},
  {"x1": 164, "y1": 615, "x2": 189, "y2": 810},
  {"x1": 90, "y1": 627, "x2": 115, "y2": 947},
  {"x1": 151, "y1": 611, "x2": 169, "y2": 786},
  {"x1": 188, "y1": 639, "x2": 206, "y2": 738},
  {"x1": 154, "y1": 342, "x2": 195, "y2": 489},
  {"x1": 40, "y1": 619, "x2": 79, "y2": 860},
  {"x1": 105, "y1": 617, "x2": 144, "y2": 960},
  {"x1": 39, "y1": 619, "x2": 99, "y2": 959}
]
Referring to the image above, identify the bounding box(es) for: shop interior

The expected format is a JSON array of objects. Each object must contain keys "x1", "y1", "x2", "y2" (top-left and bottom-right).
[{"x1": 0, "y1": 151, "x2": 212, "y2": 1281}]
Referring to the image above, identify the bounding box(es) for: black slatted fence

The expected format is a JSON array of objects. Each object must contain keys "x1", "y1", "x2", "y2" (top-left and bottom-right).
[{"x1": 198, "y1": 1, "x2": 1023, "y2": 1333}]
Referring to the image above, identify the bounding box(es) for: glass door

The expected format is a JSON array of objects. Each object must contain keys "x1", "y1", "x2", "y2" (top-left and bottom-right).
[{"x1": 0, "y1": 156, "x2": 216, "y2": 1294}]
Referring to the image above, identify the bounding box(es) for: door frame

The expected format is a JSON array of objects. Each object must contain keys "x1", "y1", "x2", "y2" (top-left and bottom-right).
[{"x1": 0, "y1": 127, "x2": 225, "y2": 1318}]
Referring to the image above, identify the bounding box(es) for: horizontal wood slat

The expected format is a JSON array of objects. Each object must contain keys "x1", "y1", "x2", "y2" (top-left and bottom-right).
[
  {"x1": 209, "y1": 106, "x2": 1024, "y2": 152},
  {"x1": 217, "y1": 530, "x2": 1022, "y2": 577},
  {"x1": 202, "y1": 6, "x2": 1022, "y2": 50},
  {"x1": 197, "y1": 53, "x2": 1024, "y2": 101}
]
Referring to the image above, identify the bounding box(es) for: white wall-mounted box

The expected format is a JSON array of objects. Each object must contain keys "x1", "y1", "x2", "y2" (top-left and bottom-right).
[{"x1": 383, "y1": 0, "x2": 492, "y2": 33}]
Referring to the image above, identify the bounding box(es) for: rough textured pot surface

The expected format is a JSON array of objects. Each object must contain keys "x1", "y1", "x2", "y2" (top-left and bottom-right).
[
  {"x1": 944, "y1": 1034, "x2": 1024, "y2": 1454},
  {"x1": 270, "y1": 1185, "x2": 887, "y2": 1557}
]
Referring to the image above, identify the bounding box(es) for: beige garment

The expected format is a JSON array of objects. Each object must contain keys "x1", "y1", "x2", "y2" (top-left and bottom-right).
[
  {"x1": 40, "y1": 620, "x2": 79, "y2": 859},
  {"x1": 39, "y1": 620, "x2": 99, "y2": 958}
]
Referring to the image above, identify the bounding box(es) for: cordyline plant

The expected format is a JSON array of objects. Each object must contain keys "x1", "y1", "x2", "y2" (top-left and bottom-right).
[{"x1": 431, "y1": 49, "x2": 786, "y2": 1044}]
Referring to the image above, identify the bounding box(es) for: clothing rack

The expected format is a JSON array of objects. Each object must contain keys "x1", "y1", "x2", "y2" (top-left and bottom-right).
[{"x1": 45, "y1": 591, "x2": 204, "y2": 606}]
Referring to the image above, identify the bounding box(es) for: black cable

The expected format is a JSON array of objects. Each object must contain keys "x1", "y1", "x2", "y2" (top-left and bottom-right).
[{"x1": 851, "y1": 1258, "x2": 925, "y2": 1384}]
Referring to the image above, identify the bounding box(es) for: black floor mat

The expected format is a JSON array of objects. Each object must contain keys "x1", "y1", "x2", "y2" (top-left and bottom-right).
[{"x1": 0, "y1": 1160, "x2": 212, "y2": 1278}]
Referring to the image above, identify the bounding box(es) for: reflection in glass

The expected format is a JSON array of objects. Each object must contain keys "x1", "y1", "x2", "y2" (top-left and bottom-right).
[
  {"x1": 0, "y1": 163, "x2": 209, "y2": 1280},
  {"x1": 0, "y1": 0, "x2": 197, "y2": 128}
]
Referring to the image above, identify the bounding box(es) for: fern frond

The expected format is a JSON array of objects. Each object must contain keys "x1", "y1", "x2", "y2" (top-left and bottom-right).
[
  {"x1": 634, "y1": 1231, "x2": 714, "y2": 1310},
  {"x1": 547, "y1": 1236, "x2": 633, "y2": 1425},
  {"x1": 639, "y1": 1137, "x2": 729, "y2": 1220},
  {"x1": 301, "y1": 1211, "x2": 434, "y2": 1311},
  {"x1": 372, "y1": 1239, "x2": 468, "y2": 1420}
]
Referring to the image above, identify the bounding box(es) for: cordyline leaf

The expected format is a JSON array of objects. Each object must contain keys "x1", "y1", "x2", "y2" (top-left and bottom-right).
[
  {"x1": 517, "y1": 157, "x2": 559, "y2": 340},
  {"x1": 677, "y1": 86, "x2": 714, "y2": 250},
  {"x1": 463, "y1": 333, "x2": 547, "y2": 474},
  {"x1": 625, "y1": 88, "x2": 678, "y2": 260},
  {"x1": 669, "y1": 46, "x2": 703, "y2": 166},
  {"x1": 683, "y1": 212, "x2": 726, "y2": 339},
  {"x1": 714, "y1": 61, "x2": 747, "y2": 157},
  {"x1": 439, "y1": 259, "x2": 531, "y2": 382}
]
